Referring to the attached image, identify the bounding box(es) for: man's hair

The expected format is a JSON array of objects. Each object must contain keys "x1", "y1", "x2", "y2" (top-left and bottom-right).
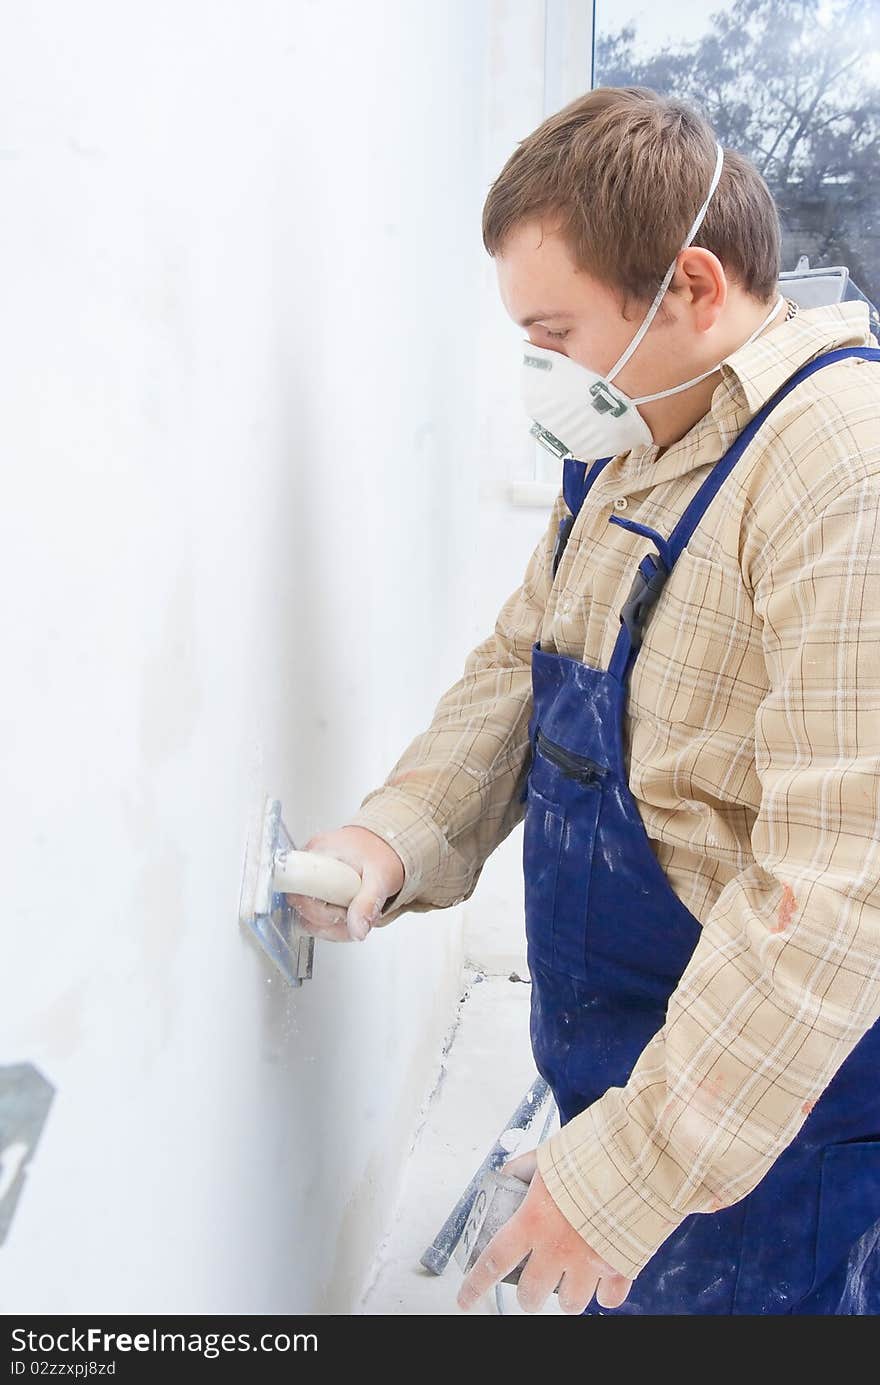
[{"x1": 481, "y1": 86, "x2": 782, "y2": 315}]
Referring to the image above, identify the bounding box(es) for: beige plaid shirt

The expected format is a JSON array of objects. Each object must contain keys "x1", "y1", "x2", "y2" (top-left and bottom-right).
[{"x1": 346, "y1": 298, "x2": 880, "y2": 1280}]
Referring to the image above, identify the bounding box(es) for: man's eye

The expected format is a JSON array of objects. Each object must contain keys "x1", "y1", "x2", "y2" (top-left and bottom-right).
[{"x1": 543, "y1": 327, "x2": 569, "y2": 340}]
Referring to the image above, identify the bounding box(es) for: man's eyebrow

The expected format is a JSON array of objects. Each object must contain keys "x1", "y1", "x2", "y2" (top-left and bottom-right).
[{"x1": 517, "y1": 310, "x2": 572, "y2": 327}]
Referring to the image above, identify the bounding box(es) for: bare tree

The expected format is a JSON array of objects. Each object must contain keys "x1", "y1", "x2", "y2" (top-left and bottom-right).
[{"x1": 596, "y1": 0, "x2": 880, "y2": 302}]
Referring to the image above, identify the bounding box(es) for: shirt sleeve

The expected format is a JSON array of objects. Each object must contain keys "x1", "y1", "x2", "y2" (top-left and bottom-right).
[
  {"x1": 535, "y1": 472, "x2": 880, "y2": 1281},
  {"x1": 344, "y1": 488, "x2": 568, "y2": 926}
]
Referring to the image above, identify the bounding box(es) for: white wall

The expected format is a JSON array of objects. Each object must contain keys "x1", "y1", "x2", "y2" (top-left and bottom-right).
[
  {"x1": 0, "y1": 0, "x2": 496, "y2": 1315},
  {"x1": 0, "y1": 0, "x2": 593, "y2": 1315}
]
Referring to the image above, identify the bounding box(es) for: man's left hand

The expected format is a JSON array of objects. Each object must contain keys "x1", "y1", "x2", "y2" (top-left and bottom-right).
[{"x1": 456, "y1": 1147, "x2": 633, "y2": 1314}]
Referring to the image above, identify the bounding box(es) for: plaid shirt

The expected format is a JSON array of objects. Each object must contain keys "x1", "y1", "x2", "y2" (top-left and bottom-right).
[{"x1": 346, "y1": 299, "x2": 880, "y2": 1279}]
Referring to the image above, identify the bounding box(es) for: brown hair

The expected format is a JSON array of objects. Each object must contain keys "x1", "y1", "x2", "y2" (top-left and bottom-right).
[{"x1": 482, "y1": 86, "x2": 781, "y2": 314}]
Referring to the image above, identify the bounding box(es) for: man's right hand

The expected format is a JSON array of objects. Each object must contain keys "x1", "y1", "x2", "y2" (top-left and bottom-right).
[{"x1": 285, "y1": 825, "x2": 406, "y2": 943}]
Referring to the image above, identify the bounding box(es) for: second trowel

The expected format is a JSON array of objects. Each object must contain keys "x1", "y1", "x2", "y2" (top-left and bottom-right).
[{"x1": 239, "y1": 796, "x2": 362, "y2": 986}]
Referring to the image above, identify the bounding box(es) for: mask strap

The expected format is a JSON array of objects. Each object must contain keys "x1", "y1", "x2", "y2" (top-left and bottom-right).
[
  {"x1": 629, "y1": 292, "x2": 786, "y2": 405},
  {"x1": 605, "y1": 141, "x2": 726, "y2": 386}
]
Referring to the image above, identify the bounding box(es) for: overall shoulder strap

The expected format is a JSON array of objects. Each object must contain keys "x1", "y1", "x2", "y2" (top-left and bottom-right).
[
  {"x1": 660, "y1": 345, "x2": 880, "y2": 567},
  {"x1": 552, "y1": 453, "x2": 615, "y2": 578},
  {"x1": 606, "y1": 345, "x2": 880, "y2": 681},
  {"x1": 562, "y1": 453, "x2": 615, "y2": 518}
]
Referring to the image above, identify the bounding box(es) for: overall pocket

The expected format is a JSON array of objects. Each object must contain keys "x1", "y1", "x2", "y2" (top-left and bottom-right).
[
  {"x1": 522, "y1": 729, "x2": 606, "y2": 982},
  {"x1": 731, "y1": 1137, "x2": 880, "y2": 1313},
  {"x1": 805, "y1": 1139, "x2": 880, "y2": 1305}
]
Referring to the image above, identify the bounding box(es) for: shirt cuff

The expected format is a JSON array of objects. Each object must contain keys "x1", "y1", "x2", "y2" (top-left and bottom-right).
[
  {"x1": 535, "y1": 1088, "x2": 687, "y2": 1281},
  {"x1": 343, "y1": 786, "x2": 452, "y2": 922}
]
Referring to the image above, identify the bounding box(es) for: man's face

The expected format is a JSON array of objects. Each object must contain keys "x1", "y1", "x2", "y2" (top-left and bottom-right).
[{"x1": 494, "y1": 217, "x2": 694, "y2": 402}]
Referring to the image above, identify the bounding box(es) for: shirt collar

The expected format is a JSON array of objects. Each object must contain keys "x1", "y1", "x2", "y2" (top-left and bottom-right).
[
  {"x1": 718, "y1": 297, "x2": 874, "y2": 417},
  {"x1": 607, "y1": 298, "x2": 875, "y2": 492}
]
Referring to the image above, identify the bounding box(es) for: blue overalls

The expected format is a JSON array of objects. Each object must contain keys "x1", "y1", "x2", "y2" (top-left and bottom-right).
[{"x1": 520, "y1": 346, "x2": 880, "y2": 1315}]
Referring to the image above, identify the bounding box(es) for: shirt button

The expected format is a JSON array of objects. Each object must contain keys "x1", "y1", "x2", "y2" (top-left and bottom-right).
[{"x1": 613, "y1": 496, "x2": 628, "y2": 510}]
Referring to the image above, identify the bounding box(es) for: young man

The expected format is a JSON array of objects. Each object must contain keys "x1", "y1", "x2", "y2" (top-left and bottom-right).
[{"x1": 288, "y1": 87, "x2": 880, "y2": 1315}]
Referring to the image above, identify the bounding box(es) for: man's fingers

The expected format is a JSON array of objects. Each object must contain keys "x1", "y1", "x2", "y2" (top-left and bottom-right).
[
  {"x1": 457, "y1": 1226, "x2": 529, "y2": 1312},
  {"x1": 556, "y1": 1264, "x2": 602, "y2": 1314},
  {"x1": 286, "y1": 893, "x2": 353, "y2": 942},
  {"x1": 514, "y1": 1252, "x2": 565, "y2": 1314},
  {"x1": 286, "y1": 893, "x2": 346, "y2": 926},
  {"x1": 595, "y1": 1271, "x2": 632, "y2": 1309},
  {"x1": 285, "y1": 889, "x2": 384, "y2": 946},
  {"x1": 346, "y1": 878, "x2": 385, "y2": 941},
  {"x1": 289, "y1": 843, "x2": 385, "y2": 943}
]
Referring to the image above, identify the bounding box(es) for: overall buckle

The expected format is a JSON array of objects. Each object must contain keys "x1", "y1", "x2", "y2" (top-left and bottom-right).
[
  {"x1": 551, "y1": 514, "x2": 575, "y2": 578},
  {"x1": 620, "y1": 556, "x2": 669, "y2": 650}
]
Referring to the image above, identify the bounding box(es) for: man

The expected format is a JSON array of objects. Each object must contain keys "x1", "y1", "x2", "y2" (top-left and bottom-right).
[{"x1": 288, "y1": 87, "x2": 880, "y2": 1315}]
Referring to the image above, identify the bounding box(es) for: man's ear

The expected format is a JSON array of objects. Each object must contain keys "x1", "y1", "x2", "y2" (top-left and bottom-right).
[{"x1": 676, "y1": 246, "x2": 726, "y2": 330}]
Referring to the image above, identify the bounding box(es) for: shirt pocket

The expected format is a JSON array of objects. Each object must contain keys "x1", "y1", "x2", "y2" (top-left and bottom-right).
[{"x1": 629, "y1": 550, "x2": 747, "y2": 731}]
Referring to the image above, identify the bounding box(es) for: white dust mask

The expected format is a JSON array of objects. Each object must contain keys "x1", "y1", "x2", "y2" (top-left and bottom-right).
[{"x1": 520, "y1": 142, "x2": 784, "y2": 462}]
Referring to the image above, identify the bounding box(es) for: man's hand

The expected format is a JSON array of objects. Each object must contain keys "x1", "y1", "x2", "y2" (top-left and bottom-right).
[
  {"x1": 456, "y1": 1147, "x2": 633, "y2": 1315},
  {"x1": 285, "y1": 825, "x2": 405, "y2": 944}
]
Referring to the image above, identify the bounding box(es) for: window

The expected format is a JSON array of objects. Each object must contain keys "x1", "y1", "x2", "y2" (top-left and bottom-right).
[
  {"x1": 594, "y1": 0, "x2": 880, "y2": 308},
  {"x1": 514, "y1": 0, "x2": 878, "y2": 508}
]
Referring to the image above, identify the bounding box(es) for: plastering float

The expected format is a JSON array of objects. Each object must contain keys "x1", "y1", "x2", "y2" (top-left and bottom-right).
[
  {"x1": 421, "y1": 1074, "x2": 555, "y2": 1277},
  {"x1": 238, "y1": 796, "x2": 362, "y2": 985}
]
